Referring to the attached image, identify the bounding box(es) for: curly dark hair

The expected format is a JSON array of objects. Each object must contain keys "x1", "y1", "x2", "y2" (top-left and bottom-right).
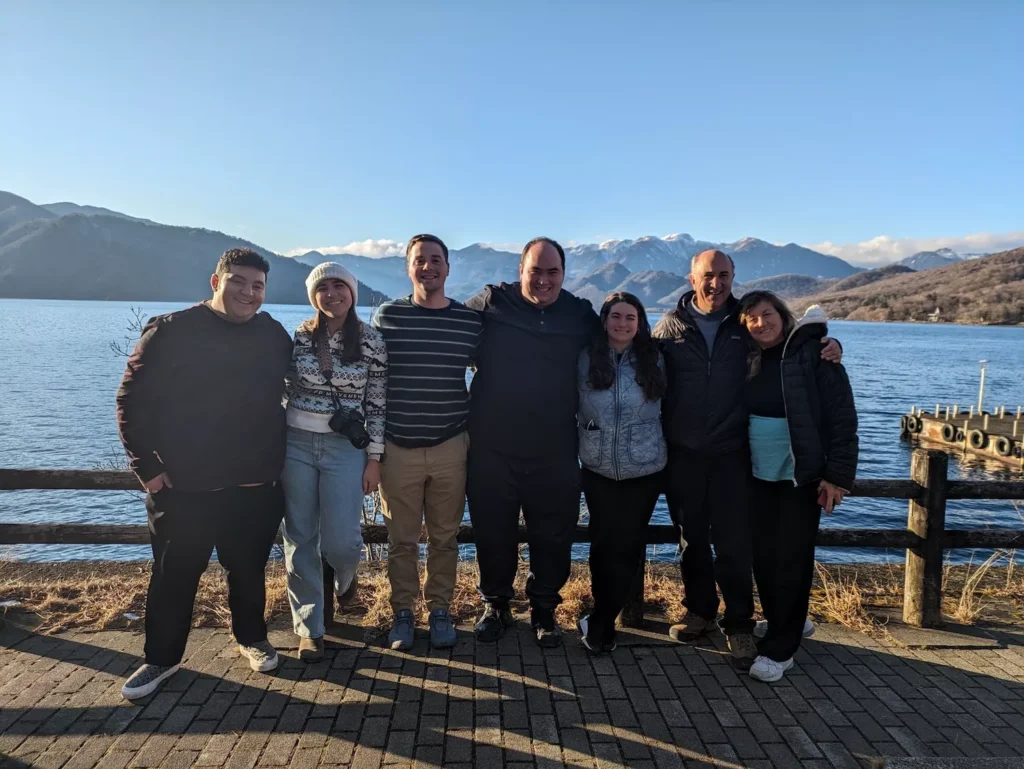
[
  {"x1": 587, "y1": 292, "x2": 666, "y2": 402},
  {"x1": 215, "y1": 247, "x2": 270, "y2": 276}
]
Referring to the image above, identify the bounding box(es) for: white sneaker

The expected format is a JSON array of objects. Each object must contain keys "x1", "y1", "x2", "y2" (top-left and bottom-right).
[
  {"x1": 749, "y1": 655, "x2": 793, "y2": 683},
  {"x1": 753, "y1": 619, "x2": 815, "y2": 639},
  {"x1": 237, "y1": 640, "x2": 279, "y2": 672}
]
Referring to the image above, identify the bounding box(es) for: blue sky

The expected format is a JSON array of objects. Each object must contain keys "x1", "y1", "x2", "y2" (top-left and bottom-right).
[{"x1": 2, "y1": 1, "x2": 1022, "y2": 265}]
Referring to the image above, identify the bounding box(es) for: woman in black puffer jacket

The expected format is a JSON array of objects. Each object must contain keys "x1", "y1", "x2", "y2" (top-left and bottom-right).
[{"x1": 736, "y1": 291, "x2": 858, "y2": 684}]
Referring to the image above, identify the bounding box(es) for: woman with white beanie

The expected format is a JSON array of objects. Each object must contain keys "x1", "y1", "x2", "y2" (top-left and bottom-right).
[{"x1": 282, "y1": 262, "x2": 388, "y2": 661}]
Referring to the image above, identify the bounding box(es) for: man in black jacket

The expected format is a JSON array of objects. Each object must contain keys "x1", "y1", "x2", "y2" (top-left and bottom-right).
[
  {"x1": 116, "y1": 248, "x2": 294, "y2": 699},
  {"x1": 654, "y1": 249, "x2": 840, "y2": 667},
  {"x1": 466, "y1": 238, "x2": 600, "y2": 647}
]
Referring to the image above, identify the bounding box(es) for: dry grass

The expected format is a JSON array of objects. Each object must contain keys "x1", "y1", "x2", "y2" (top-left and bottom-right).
[{"x1": 3, "y1": 557, "x2": 1023, "y2": 636}]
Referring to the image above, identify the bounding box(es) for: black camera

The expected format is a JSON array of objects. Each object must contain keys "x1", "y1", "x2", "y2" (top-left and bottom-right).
[{"x1": 328, "y1": 406, "x2": 371, "y2": 449}]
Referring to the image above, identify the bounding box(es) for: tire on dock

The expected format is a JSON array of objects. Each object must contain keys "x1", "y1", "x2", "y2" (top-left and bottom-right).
[
  {"x1": 941, "y1": 423, "x2": 957, "y2": 442},
  {"x1": 968, "y1": 429, "x2": 987, "y2": 450},
  {"x1": 993, "y1": 435, "x2": 1012, "y2": 457},
  {"x1": 906, "y1": 414, "x2": 922, "y2": 433}
]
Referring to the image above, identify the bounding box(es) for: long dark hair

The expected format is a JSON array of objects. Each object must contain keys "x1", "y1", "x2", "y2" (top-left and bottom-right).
[
  {"x1": 736, "y1": 290, "x2": 797, "y2": 379},
  {"x1": 311, "y1": 307, "x2": 362, "y2": 364},
  {"x1": 587, "y1": 292, "x2": 666, "y2": 401}
]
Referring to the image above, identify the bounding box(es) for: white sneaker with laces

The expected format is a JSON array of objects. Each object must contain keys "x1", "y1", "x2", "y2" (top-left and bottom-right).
[
  {"x1": 749, "y1": 655, "x2": 793, "y2": 683},
  {"x1": 237, "y1": 640, "x2": 279, "y2": 672},
  {"x1": 753, "y1": 619, "x2": 815, "y2": 639}
]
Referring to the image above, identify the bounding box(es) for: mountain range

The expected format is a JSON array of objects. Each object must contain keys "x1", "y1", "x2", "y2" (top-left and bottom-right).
[
  {"x1": 1, "y1": 189, "x2": 1007, "y2": 313},
  {"x1": 0, "y1": 192, "x2": 387, "y2": 305}
]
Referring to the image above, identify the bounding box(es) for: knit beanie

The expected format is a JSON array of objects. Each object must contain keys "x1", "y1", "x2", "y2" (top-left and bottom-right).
[{"x1": 305, "y1": 262, "x2": 359, "y2": 309}]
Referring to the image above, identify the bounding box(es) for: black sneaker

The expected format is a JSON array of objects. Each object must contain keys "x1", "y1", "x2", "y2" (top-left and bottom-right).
[
  {"x1": 121, "y1": 663, "x2": 180, "y2": 700},
  {"x1": 531, "y1": 608, "x2": 563, "y2": 648},
  {"x1": 475, "y1": 605, "x2": 513, "y2": 643}
]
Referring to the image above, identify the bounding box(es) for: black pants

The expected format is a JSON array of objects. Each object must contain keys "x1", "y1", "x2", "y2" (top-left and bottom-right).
[
  {"x1": 144, "y1": 483, "x2": 284, "y2": 666},
  {"x1": 466, "y1": 444, "x2": 581, "y2": 612},
  {"x1": 664, "y1": 448, "x2": 755, "y2": 635},
  {"x1": 583, "y1": 468, "x2": 663, "y2": 642},
  {"x1": 752, "y1": 478, "x2": 821, "y2": 662}
]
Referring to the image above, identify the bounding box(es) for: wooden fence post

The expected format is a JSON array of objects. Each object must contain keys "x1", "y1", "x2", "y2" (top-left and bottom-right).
[
  {"x1": 903, "y1": 448, "x2": 948, "y2": 627},
  {"x1": 618, "y1": 547, "x2": 647, "y2": 628}
]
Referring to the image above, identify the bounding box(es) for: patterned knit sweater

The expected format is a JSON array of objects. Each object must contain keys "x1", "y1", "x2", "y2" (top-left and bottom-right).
[{"x1": 284, "y1": 320, "x2": 388, "y2": 459}]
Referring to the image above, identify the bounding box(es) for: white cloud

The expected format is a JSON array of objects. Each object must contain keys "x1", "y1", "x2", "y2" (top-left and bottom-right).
[
  {"x1": 477, "y1": 241, "x2": 524, "y2": 253},
  {"x1": 284, "y1": 239, "x2": 406, "y2": 258},
  {"x1": 809, "y1": 231, "x2": 1024, "y2": 267}
]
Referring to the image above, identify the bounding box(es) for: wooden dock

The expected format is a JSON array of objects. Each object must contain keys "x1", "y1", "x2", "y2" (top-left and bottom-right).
[{"x1": 901, "y1": 405, "x2": 1024, "y2": 471}]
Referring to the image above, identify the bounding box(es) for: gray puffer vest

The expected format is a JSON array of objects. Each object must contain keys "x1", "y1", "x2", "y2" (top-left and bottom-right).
[{"x1": 577, "y1": 347, "x2": 668, "y2": 481}]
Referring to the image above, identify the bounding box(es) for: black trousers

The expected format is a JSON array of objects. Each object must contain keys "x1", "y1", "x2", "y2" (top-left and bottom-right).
[
  {"x1": 752, "y1": 478, "x2": 821, "y2": 662},
  {"x1": 582, "y1": 468, "x2": 663, "y2": 642},
  {"x1": 664, "y1": 448, "x2": 755, "y2": 635},
  {"x1": 144, "y1": 483, "x2": 284, "y2": 666},
  {"x1": 466, "y1": 444, "x2": 581, "y2": 612}
]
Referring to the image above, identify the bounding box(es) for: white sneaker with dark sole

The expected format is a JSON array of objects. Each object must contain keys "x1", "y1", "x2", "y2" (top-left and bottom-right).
[
  {"x1": 749, "y1": 655, "x2": 794, "y2": 683},
  {"x1": 121, "y1": 663, "x2": 180, "y2": 700},
  {"x1": 753, "y1": 619, "x2": 815, "y2": 639},
  {"x1": 238, "y1": 641, "x2": 279, "y2": 672}
]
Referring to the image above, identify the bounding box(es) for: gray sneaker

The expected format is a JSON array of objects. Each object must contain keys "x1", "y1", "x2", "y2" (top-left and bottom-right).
[
  {"x1": 429, "y1": 608, "x2": 457, "y2": 649},
  {"x1": 237, "y1": 640, "x2": 279, "y2": 672},
  {"x1": 389, "y1": 608, "x2": 415, "y2": 651},
  {"x1": 726, "y1": 632, "x2": 758, "y2": 670},
  {"x1": 121, "y1": 663, "x2": 180, "y2": 700}
]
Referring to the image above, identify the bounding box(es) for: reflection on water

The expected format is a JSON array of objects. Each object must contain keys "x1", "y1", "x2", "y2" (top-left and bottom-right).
[{"x1": 1, "y1": 299, "x2": 1022, "y2": 563}]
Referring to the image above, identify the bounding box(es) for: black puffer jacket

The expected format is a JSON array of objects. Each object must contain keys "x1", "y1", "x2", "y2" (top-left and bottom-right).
[
  {"x1": 775, "y1": 307, "x2": 859, "y2": 490},
  {"x1": 653, "y1": 292, "x2": 750, "y2": 456}
]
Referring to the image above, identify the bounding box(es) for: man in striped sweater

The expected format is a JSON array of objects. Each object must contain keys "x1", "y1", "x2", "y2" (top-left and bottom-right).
[{"x1": 372, "y1": 234, "x2": 482, "y2": 650}]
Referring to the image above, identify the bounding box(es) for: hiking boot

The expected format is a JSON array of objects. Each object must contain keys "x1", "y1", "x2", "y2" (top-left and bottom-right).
[
  {"x1": 238, "y1": 640, "x2": 279, "y2": 672},
  {"x1": 475, "y1": 604, "x2": 514, "y2": 643},
  {"x1": 388, "y1": 608, "x2": 415, "y2": 651},
  {"x1": 298, "y1": 636, "x2": 324, "y2": 663},
  {"x1": 753, "y1": 619, "x2": 815, "y2": 639},
  {"x1": 121, "y1": 663, "x2": 180, "y2": 700},
  {"x1": 726, "y1": 632, "x2": 758, "y2": 670},
  {"x1": 429, "y1": 608, "x2": 457, "y2": 649},
  {"x1": 669, "y1": 614, "x2": 719, "y2": 642},
  {"x1": 531, "y1": 608, "x2": 563, "y2": 649},
  {"x1": 749, "y1": 655, "x2": 793, "y2": 683}
]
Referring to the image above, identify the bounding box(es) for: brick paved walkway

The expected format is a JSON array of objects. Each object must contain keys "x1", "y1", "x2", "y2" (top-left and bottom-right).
[{"x1": 3, "y1": 618, "x2": 1024, "y2": 768}]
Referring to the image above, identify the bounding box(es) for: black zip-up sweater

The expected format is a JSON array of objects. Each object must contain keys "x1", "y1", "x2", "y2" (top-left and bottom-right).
[
  {"x1": 116, "y1": 303, "x2": 294, "y2": 491},
  {"x1": 652, "y1": 291, "x2": 750, "y2": 456},
  {"x1": 466, "y1": 283, "x2": 600, "y2": 458}
]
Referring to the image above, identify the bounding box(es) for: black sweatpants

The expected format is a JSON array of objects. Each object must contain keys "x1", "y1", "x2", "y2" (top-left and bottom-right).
[
  {"x1": 752, "y1": 478, "x2": 821, "y2": 662},
  {"x1": 144, "y1": 483, "x2": 285, "y2": 666},
  {"x1": 466, "y1": 444, "x2": 581, "y2": 612},
  {"x1": 664, "y1": 448, "x2": 755, "y2": 635},
  {"x1": 582, "y1": 468, "x2": 663, "y2": 642}
]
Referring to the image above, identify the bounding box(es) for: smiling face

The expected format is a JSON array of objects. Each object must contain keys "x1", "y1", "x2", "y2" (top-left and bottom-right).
[
  {"x1": 408, "y1": 240, "x2": 449, "y2": 295},
  {"x1": 520, "y1": 241, "x2": 564, "y2": 307},
  {"x1": 689, "y1": 249, "x2": 734, "y2": 312},
  {"x1": 209, "y1": 264, "x2": 266, "y2": 323},
  {"x1": 314, "y1": 278, "x2": 353, "y2": 321},
  {"x1": 741, "y1": 299, "x2": 785, "y2": 348},
  {"x1": 604, "y1": 301, "x2": 639, "y2": 349}
]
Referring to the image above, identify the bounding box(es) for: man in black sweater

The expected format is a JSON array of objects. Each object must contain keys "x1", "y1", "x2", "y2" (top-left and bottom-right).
[
  {"x1": 654, "y1": 249, "x2": 841, "y2": 668},
  {"x1": 116, "y1": 248, "x2": 294, "y2": 699},
  {"x1": 466, "y1": 238, "x2": 600, "y2": 647}
]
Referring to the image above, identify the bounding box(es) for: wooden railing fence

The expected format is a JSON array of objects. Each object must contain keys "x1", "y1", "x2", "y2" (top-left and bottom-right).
[{"x1": 2, "y1": 449, "x2": 1023, "y2": 629}]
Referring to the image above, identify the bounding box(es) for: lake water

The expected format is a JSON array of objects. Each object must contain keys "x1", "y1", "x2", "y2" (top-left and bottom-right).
[{"x1": 1, "y1": 298, "x2": 1023, "y2": 564}]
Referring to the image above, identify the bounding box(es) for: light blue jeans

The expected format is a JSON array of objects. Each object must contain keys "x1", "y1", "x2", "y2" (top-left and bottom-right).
[{"x1": 281, "y1": 426, "x2": 366, "y2": 638}]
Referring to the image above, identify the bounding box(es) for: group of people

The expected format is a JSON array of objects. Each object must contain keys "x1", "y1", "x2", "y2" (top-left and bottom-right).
[{"x1": 115, "y1": 237, "x2": 857, "y2": 701}]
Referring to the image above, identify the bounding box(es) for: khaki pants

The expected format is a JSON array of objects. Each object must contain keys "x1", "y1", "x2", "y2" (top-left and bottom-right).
[{"x1": 379, "y1": 432, "x2": 469, "y2": 613}]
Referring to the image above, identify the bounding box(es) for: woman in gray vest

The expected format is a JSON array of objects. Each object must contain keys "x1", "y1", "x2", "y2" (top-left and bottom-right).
[{"x1": 577, "y1": 292, "x2": 668, "y2": 653}]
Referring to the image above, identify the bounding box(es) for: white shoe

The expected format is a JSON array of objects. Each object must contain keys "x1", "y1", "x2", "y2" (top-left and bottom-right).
[
  {"x1": 749, "y1": 655, "x2": 793, "y2": 683},
  {"x1": 237, "y1": 641, "x2": 279, "y2": 672},
  {"x1": 753, "y1": 619, "x2": 815, "y2": 639}
]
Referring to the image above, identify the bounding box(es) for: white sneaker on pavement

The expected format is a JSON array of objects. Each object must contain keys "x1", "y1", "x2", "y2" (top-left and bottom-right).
[{"x1": 749, "y1": 655, "x2": 794, "y2": 683}]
